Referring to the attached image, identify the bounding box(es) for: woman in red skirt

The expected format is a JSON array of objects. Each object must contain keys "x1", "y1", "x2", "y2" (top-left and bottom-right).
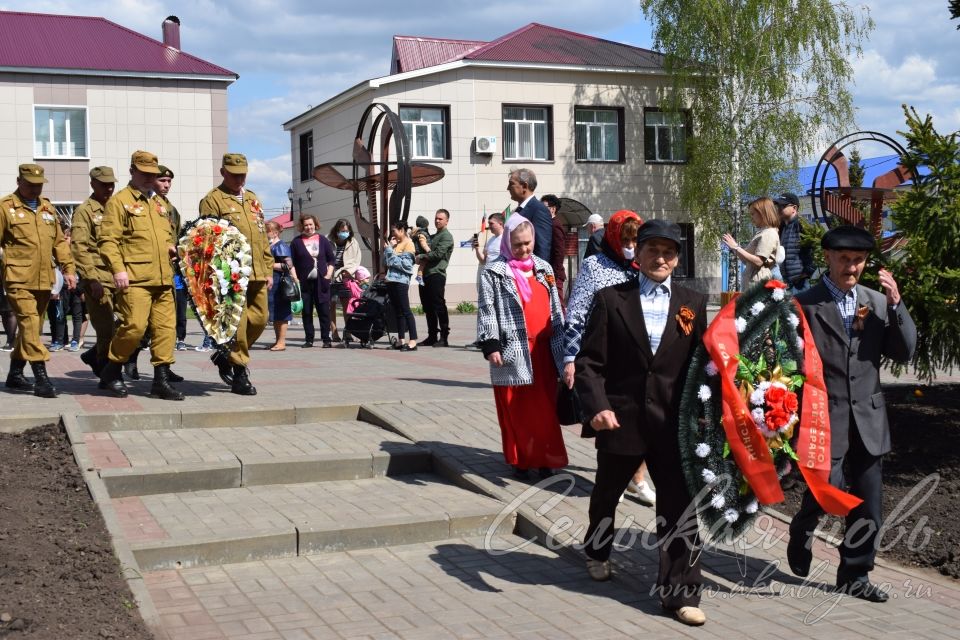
[{"x1": 476, "y1": 214, "x2": 568, "y2": 479}]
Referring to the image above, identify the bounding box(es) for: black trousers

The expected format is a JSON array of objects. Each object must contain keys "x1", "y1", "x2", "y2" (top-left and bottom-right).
[
  {"x1": 789, "y1": 417, "x2": 883, "y2": 584},
  {"x1": 419, "y1": 273, "x2": 448, "y2": 340},
  {"x1": 301, "y1": 280, "x2": 331, "y2": 344},
  {"x1": 386, "y1": 281, "x2": 417, "y2": 341},
  {"x1": 175, "y1": 287, "x2": 188, "y2": 341},
  {"x1": 584, "y1": 447, "x2": 702, "y2": 610}
]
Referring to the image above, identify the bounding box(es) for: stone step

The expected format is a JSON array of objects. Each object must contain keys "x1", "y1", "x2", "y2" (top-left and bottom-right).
[
  {"x1": 122, "y1": 473, "x2": 513, "y2": 570},
  {"x1": 91, "y1": 420, "x2": 430, "y2": 497}
]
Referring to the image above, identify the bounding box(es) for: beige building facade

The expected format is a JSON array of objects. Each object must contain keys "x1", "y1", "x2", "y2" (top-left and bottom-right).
[
  {"x1": 285, "y1": 24, "x2": 720, "y2": 302},
  {"x1": 0, "y1": 12, "x2": 235, "y2": 223}
]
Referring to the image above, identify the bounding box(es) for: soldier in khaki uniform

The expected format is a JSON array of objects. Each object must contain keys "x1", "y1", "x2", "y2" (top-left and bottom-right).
[
  {"x1": 1, "y1": 163, "x2": 77, "y2": 397},
  {"x1": 97, "y1": 151, "x2": 183, "y2": 401},
  {"x1": 71, "y1": 166, "x2": 118, "y2": 375},
  {"x1": 199, "y1": 153, "x2": 272, "y2": 396}
]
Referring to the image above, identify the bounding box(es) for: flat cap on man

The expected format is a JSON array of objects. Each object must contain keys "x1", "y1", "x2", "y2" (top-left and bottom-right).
[
  {"x1": 222, "y1": 153, "x2": 248, "y2": 174},
  {"x1": 131, "y1": 150, "x2": 161, "y2": 174},
  {"x1": 18, "y1": 163, "x2": 48, "y2": 184},
  {"x1": 583, "y1": 213, "x2": 604, "y2": 227},
  {"x1": 775, "y1": 193, "x2": 800, "y2": 207},
  {"x1": 158, "y1": 165, "x2": 174, "y2": 179},
  {"x1": 821, "y1": 225, "x2": 875, "y2": 251},
  {"x1": 636, "y1": 218, "x2": 682, "y2": 250},
  {"x1": 89, "y1": 166, "x2": 118, "y2": 183}
]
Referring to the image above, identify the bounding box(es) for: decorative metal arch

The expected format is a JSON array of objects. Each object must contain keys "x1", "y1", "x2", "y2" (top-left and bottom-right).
[
  {"x1": 311, "y1": 103, "x2": 444, "y2": 273},
  {"x1": 808, "y1": 131, "x2": 911, "y2": 243}
]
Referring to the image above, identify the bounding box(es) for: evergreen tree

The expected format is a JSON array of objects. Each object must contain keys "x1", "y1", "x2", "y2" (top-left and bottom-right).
[
  {"x1": 848, "y1": 147, "x2": 866, "y2": 188},
  {"x1": 639, "y1": 0, "x2": 873, "y2": 290},
  {"x1": 889, "y1": 105, "x2": 960, "y2": 380},
  {"x1": 951, "y1": 0, "x2": 960, "y2": 28}
]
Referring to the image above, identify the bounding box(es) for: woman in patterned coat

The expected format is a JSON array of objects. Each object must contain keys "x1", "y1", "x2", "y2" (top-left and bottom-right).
[
  {"x1": 477, "y1": 215, "x2": 567, "y2": 479},
  {"x1": 561, "y1": 210, "x2": 657, "y2": 505}
]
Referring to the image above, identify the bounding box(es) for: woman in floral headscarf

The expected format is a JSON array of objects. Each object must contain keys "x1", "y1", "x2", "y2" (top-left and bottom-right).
[
  {"x1": 562, "y1": 210, "x2": 657, "y2": 505},
  {"x1": 477, "y1": 214, "x2": 568, "y2": 480}
]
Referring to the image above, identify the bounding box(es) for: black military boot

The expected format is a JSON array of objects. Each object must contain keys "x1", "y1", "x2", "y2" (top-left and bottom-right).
[
  {"x1": 124, "y1": 348, "x2": 141, "y2": 380},
  {"x1": 5, "y1": 358, "x2": 33, "y2": 392},
  {"x1": 80, "y1": 346, "x2": 103, "y2": 375},
  {"x1": 30, "y1": 361, "x2": 58, "y2": 398},
  {"x1": 98, "y1": 361, "x2": 128, "y2": 398},
  {"x1": 150, "y1": 364, "x2": 184, "y2": 401},
  {"x1": 166, "y1": 368, "x2": 185, "y2": 383},
  {"x1": 210, "y1": 349, "x2": 234, "y2": 386},
  {"x1": 230, "y1": 364, "x2": 257, "y2": 396}
]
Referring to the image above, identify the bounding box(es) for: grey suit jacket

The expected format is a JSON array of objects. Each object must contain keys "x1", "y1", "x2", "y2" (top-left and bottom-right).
[{"x1": 795, "y1": 282, "x2": 916, "y2": 457}]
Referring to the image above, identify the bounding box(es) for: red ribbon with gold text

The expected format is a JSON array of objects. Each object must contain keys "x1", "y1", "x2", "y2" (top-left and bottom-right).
[
  {"x1": 792, "y1": 300, "x2": 863, "y2": 515},
  {"x1": 703, "y1": 301, "x2": 784, "y2": 504}
]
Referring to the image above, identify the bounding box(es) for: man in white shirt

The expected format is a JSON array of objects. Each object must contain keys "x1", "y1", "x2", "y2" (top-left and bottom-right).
[{"x1": 473, "y1": 212, "x2": 505, "y2": 265}]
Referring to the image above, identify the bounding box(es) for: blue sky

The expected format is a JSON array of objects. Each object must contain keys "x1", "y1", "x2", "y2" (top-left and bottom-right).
[{"x1": 12, "y1": 1, "x2": 960, "y2": 211}]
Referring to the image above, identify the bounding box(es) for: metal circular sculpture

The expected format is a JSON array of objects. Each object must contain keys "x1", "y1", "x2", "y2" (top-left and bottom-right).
[
  {"x1": 311, "y1": 103, "x2": 444, "y2": 273},
  {"x1": 808, "y1": 130, "x2": 911, "y2": 245}
]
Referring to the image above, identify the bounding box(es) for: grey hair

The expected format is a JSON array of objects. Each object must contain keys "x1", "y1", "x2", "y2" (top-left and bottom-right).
[{"x1": 508, "y1": 167, "x2": 537, "y2": 192}]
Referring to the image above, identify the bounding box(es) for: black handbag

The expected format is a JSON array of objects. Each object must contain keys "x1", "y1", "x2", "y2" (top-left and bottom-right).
[{"x1": 278, "y1": 266, "x2": 300, "y2": 302}]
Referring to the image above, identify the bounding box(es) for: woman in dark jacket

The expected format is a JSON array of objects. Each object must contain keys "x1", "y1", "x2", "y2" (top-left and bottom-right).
[{"x1": 289, "y1": 215, "x2": 336, "y2": 348}]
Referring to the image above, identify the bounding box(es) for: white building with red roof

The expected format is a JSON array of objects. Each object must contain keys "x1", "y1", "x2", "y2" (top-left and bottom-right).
[
  {"x1": 284, "y1": 23, "x2": 713, "y2": 300},
  {"x1": 0, "y1": 11, "x2": 236, "y2": 221}
]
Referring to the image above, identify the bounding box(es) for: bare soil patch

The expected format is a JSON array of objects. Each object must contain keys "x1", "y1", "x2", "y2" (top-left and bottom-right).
[
  {"x1": 0, "y1": 424, "x2": 152, "y2": 639},
  {"x1": 780, "y1": 383, "x2": 960, "y2": 579}
]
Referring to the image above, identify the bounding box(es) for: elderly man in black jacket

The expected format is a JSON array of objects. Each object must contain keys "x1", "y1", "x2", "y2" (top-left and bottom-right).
[{"x1": 576, "y1": 219, "x2": 708, "y2": 626}]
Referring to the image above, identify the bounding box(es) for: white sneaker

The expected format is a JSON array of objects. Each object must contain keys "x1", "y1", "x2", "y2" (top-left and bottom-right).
[
  {"x1": 627, "y1": 480, "x2": 656, "y2": 506},
  {"x1": 586, "y1": 559, "x2": 611, "y2": 581}
]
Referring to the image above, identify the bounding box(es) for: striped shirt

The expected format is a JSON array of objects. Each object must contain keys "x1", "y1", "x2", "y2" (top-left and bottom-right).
[
  {"x1": 822, "y1": 273, "x2": 858, "y2": 337},
  {"x1": 638, "y1": 274, "x2": 672, "y2": 353}
]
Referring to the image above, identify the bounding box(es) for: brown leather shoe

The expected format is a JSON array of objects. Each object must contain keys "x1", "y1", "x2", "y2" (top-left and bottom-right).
[{"x1": 586, "y1": 559, "x2": 611, "y2": 581}]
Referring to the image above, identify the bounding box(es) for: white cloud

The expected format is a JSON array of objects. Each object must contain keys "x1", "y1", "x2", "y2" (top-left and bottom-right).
[{"x1": 247, "y1": 153, "x2": 292, "y2": 212}]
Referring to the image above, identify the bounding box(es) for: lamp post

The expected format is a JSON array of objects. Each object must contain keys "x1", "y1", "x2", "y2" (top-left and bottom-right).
[{"x1": 286, "y1": 188, "x2": 294, "y2": 215}]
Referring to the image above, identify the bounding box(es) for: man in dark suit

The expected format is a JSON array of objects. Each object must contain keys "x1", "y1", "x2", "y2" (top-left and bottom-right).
[
  {"x1": 576, "y1": 219, "x2": 708, "y2": 626},
  {"x1": 787, "y1": 226, "x2": 916, "y2": 602},
  {"x1": 506, "y1": 168, "x2": 552, "y2": 262}
]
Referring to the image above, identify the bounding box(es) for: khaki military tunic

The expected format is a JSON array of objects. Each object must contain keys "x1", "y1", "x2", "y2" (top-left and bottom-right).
[
  {"x1": 0, "y1": 193, "x2": 74, "y2": 362},
  {"x1": 199, "y1": 187, "x2": 272, "y2": 366},
  {"x1": 71, "y1": 196, "x2": 116, "y2": 360},
  {"x1": 99, "y1": 185, "x2": 176, "y2": 366}
]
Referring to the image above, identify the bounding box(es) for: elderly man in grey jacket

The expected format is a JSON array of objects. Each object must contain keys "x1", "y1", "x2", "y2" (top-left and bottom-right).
[{"x1": 786, "y1": 225, "x2": 916, "y2": 604}]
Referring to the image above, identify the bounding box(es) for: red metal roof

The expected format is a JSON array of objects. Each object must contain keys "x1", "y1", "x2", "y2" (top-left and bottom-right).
[
  {"x1": 390, "y1": 23, "x2": 663, "y2": 75},
  {"x1": 0, "y1": 11, "x2": 236, "y2": 78},
  {"x1": 391, "y1": 36, "x2": 486, "y2": 74}
]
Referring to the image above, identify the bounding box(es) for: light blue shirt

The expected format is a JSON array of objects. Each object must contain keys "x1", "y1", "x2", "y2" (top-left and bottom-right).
[{"x1": 638, "y1": 274, "x2": 672, "y2": 353}]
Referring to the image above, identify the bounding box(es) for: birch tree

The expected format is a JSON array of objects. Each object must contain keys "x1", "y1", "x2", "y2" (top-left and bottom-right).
[{"x1": 639, "y1": 0, "x2": 873, "y2": 289}]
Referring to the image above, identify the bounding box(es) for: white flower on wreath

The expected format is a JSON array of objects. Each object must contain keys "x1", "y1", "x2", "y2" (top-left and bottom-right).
[
  {"x1": 723, "y1": 508, "x2": 740, "y2": 523},
  {"x1": 771, "y1": 288, "x2": 785, "y2": 302},
  {"x1": 698, "y1": 385, "x2": 712, "y2": 402},
  {"x1": 695, "y1": 443, "x2": 711, "y2": 458},
  {"x1": 735, "y1": 317, "x2": 747, "y2": 333},
  {"x1": 745, "y1": 500, "x2": 759, "y2": 514},
  {"x1": 788, "y1": 313, "x2": 800, "y2": 328},
  {"x1": 751, "y1": 407, "x2": 766, "y2": 427},
  {"x1": 758, "y1": 381, "x2": 771, "y2": 391},
  {"x1": 705, "y1": 361, "x2": 719, "y2": 377},
  {"x1": 750, "y1": 301, "x2": 765, "y2": 316},
  {"x1": 750, "y1": 389, "x2": 766, "y2": 407},
  {"x1": 796, "y1": 336, "x2": 805, "y2": 350},
  {"x1": 711, "y1": 493, "x2": 725, "y2": 509},
  {"x1": 701, "y1": 468, "x2": 717, "y2": 484}
]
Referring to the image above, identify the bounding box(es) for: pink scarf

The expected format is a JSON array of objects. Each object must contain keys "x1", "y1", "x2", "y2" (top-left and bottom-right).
[{"x1": 500, "y1": 214, "x2": 535, "y2": 303}]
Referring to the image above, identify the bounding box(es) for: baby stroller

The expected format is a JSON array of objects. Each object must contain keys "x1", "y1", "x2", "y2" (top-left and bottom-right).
[{"x1": 343, "y1": 278, "x2": 397, "y2": 348}]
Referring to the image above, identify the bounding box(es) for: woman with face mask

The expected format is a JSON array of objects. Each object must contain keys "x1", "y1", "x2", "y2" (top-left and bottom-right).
[
  {"x1": 561, "y1": 210, "x2": 657, "y2": 506},
  {"x1": 328, "y1": 219, "x2": 362, "y2": 345},
  {"x1": 476, "y1": 215, "x2": 568, "y2": 480}
]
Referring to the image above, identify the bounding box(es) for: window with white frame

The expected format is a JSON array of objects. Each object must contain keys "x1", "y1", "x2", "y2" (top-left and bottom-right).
[
  {"x1": 299, "y1": 131, "x2": 314, "y2": 182},
  {"x1": 34, "y1": 107, "x2": 88, "y2": 158},
  {"x1": 575, "y1": 107, "x2": 622, "y2": 162},
  {"x1": 399, "y1": 106, "x2": 449, "y2": 160},
  {"x1": 644, "y1": 109, "x2": 688, "y2": 163},
  {"x1": 503, "y1": 106, "x2": 551, "y2": 161}
]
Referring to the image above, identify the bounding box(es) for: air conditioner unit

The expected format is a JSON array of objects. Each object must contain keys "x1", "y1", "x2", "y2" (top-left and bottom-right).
[{"x1": 475, "y1": 135, "x2": 497, "y2": 154}]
